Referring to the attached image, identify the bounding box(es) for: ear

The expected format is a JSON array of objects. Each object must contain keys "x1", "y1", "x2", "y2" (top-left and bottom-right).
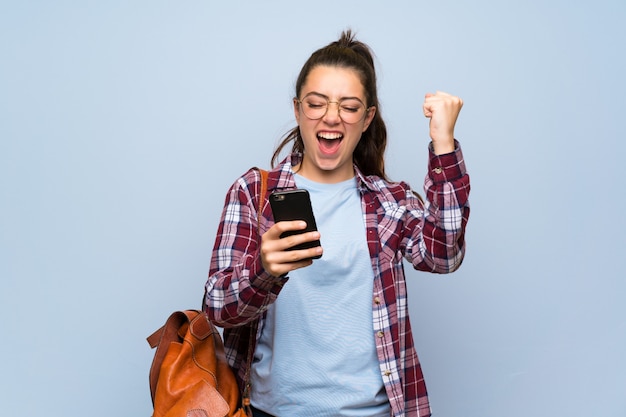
[
  {"x1": 293, "y1": 98, "x2": 301, "y2": 124},
  {"x1": 362, "y1": 106, "x2": 376, "y2": 132}
]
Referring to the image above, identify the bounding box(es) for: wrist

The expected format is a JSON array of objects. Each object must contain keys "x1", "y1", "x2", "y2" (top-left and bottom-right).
[{"x1": 431, "y1": 140, "x2": 455, "y2": 155}]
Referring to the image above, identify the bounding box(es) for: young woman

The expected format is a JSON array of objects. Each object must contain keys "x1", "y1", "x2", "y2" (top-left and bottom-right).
[{"x1": 204, "y1": 30, "x2": 470, "y2": 417}]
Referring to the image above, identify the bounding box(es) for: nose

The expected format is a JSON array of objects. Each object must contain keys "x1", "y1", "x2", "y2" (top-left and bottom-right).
[{"x1": 323, "y1": 101, "x2": 342, "y2": 124}]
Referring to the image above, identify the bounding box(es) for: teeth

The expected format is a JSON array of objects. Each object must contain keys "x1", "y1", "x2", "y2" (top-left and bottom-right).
[{"x1": 317, "y1": 132, "x2": 343, "y2": 140}]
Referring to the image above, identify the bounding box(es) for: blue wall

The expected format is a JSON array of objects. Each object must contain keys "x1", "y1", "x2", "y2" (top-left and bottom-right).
[{"x1": 1, "y1": 1, "x2": 624, "y2": 416}]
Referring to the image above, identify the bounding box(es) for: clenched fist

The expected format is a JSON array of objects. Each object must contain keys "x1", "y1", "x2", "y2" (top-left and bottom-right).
[{"x1": 423, "y1": 91, "x2": 463, "y2": 155}]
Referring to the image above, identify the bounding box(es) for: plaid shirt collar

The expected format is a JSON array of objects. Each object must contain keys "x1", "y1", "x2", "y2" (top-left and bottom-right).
[{"x1": 274, "y1": 152, "x2": 377, "y2": 194}]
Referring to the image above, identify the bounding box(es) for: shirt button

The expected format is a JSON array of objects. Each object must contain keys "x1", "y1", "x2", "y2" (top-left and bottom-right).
[
  {"x1": 377, "y1": 331, "x2": 384, "y2": 338},
  {"x1": 383, "y1": 370, "x2": 391, "y2": 377},
  {"x1": 374, "y1": 297, "x2": 381, "y2": 304},
  {"x1": 433, "y1": 167, "x2": 443, "y2": 174}
]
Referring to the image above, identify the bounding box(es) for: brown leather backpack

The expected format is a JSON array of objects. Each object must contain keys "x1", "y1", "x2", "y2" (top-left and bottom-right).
[{"x1": 147, "y1": 310, "x2": 248, "y2": 417}]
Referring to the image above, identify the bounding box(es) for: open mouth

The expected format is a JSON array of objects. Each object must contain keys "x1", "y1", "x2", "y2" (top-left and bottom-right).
[{"x1": 317, "y1": 132, "x2": 343, "y2": 154}]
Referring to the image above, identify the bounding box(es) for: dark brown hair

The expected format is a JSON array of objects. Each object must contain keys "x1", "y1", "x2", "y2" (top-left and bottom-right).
[{"x1": 271, "y1": 29, "x2": 388, "y2": 180}]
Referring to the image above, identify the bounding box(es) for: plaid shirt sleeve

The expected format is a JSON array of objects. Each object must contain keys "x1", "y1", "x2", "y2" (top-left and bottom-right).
[
  {"x1": 364, "y1": 141, "x2": 470, "y2": 417},
  {"x1": 406, "y1": 140, "x2": 470, "y2": 273},
  {"x1": 204, "y1": 168, "x2": 286, "y2": 328}
]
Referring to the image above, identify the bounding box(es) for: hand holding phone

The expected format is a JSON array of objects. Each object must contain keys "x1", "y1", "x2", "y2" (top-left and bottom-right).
[{"x1": 269, "y1": 189, "x2": 322, "y2": 259}]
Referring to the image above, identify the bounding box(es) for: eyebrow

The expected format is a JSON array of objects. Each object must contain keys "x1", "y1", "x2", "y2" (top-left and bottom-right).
[{"x1": 303, "y1": 91, "x2": 365, "y2": 103}]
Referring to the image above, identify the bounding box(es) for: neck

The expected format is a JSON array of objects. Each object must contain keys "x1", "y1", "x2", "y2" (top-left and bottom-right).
[{"x1": 292, "y1": 161, "x2": 354, "y2": 184}]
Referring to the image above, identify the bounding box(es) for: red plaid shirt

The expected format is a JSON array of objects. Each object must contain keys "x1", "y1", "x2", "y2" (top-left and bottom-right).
[{"x1": 205, "y1": 142, "x2": 470, "y2": 416}]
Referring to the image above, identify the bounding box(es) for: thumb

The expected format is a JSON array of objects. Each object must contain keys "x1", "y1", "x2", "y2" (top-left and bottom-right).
[{"x1": 423, "y1": 93, "x2": 434, "y2": 117}]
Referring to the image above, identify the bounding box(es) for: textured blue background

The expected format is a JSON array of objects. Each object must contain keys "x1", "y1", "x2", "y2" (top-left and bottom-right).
[{"x1": 1, "y1": 1, "x2": 624, "y2": 416}]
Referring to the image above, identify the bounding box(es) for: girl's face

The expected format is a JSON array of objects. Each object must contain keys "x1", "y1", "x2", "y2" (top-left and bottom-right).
[{"x1": 293, "y1": 65, "x2": 376, "y2": 183}]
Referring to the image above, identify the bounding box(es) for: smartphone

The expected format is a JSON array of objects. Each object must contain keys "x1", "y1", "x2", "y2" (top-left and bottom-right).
[{"x1": 269, "y1": 189, "x2": 322, "y2": 258}]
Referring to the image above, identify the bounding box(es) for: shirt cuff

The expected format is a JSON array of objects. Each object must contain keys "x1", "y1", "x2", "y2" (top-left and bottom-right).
[
  {"x1": 250, "y1": 254, "x2": 289, "y2": 293},
  {"x1": 428, "y1": 139, "x2": 467, "y2": 184}
]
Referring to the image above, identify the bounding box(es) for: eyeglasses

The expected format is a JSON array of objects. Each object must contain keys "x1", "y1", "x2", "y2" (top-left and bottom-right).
[{"x1": 296, "y1": 93, "x2": 371, "y2": 124}]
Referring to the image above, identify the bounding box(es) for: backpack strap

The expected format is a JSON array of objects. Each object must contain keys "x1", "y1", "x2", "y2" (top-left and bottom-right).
[
  {"x1": 257, "y1": 168, "x2": 269, "y2": 230},
  {"x1": 239, "y1": 168, "x2": 269, "y2": 413}
]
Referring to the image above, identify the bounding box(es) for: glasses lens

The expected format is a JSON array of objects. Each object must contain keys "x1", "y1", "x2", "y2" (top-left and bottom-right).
[
  {"x1": 301, "y1": 95, "x2": 328, "y2": 120},
  {"x1": 300, "y1": 95, "x2": 366, "y2": 124},
  {"x1": 338, "y1": 99, "x2": 366, "y2": 124}
]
